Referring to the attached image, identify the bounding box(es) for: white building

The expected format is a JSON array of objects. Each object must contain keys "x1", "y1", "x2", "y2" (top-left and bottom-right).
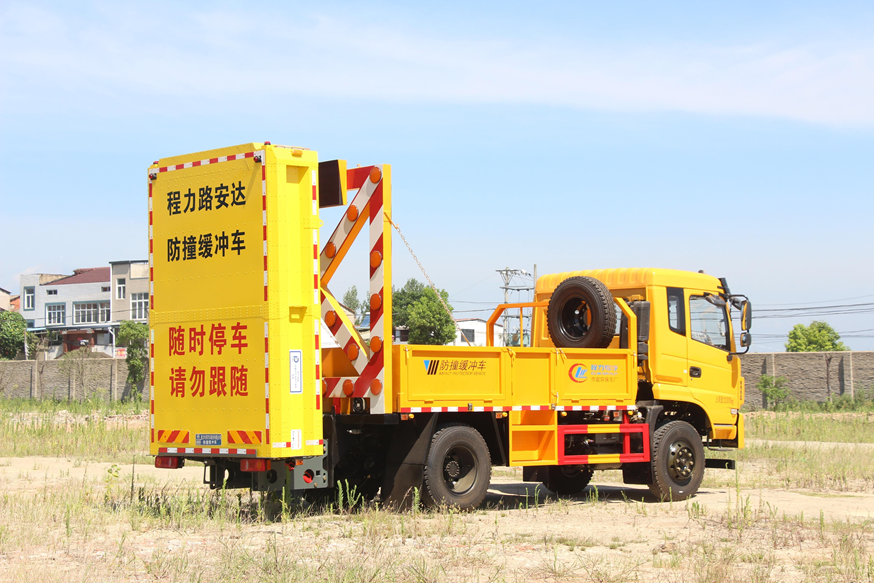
[
  {"x1": 449, "y1": 318, "x2": 504, "y2": 347},
  {"x1": 20, "y1": 268, "x2": 113, "y2": 356}
]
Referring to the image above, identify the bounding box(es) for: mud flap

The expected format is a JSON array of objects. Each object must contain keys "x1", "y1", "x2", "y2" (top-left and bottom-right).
[
  {"x1": 380, "y1": 413, "x2": 439, "y2": 509},
  {"x1": 522, "y1": 466, "x2": 548, "y2": 483}
]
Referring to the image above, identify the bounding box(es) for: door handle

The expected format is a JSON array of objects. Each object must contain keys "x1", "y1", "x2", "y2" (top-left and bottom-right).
[{"x1": 690, "y1": 367, "x2": 702, "y2": 378}]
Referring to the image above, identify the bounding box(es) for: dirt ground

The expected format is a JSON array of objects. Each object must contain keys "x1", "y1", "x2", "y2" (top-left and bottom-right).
[
  {"x1": 0, "y1": 456, "x2": 872, "y2": 582},
  {"x1": 2, "y1": 456, "x2": 874, "y2": 522}
]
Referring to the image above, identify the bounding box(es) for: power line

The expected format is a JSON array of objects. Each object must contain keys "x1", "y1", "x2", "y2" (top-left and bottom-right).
[
  {"x1": 757, "y1": 293, "x2": 874, "y2": 307},
  {"x1": 449, "y1": 273, "x2": 499, "y2": 298},
  {"x1": 753, "y1": 302, "x2": 874, "y2": 319}
]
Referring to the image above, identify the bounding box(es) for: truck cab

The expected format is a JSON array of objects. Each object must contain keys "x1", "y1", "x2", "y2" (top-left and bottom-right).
[{"x1": 534, "y1": 268, "x2": 749, "y2": 447}]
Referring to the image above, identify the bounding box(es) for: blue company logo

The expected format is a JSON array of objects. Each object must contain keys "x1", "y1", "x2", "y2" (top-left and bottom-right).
[{"x1": 423, "y1": 359, "x2": 440, "y2": 375}]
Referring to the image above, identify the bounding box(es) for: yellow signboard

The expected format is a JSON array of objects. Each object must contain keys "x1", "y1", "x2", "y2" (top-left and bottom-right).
[{"x1": 149, "y1": 143, "x2": 323, "y2": 459}]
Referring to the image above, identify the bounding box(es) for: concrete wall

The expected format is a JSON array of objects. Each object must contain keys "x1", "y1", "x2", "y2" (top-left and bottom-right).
[
  {"x1": 2, "y1": 349, "x2": 872, "y2": 406},
  {"x1": 741, "y1": 351, "x2": 874, "y2": 408},
  {"x1": 0, "y1": 357, "x2": 146, "y2": 401}
]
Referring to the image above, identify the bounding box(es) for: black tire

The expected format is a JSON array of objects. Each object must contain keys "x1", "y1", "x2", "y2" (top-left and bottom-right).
[
  {"x1": 546, "y1": 276, "x2": 616, "y2": 349},
  {"x1": 422, "y1": 424, "x2": 491, "y2": 510},
  {"x1": 544, "y1": 465, "x2": 594, "y2": 496},
  {"x1": 648, "y1": 421, "x2": 705, "y2": 501}
]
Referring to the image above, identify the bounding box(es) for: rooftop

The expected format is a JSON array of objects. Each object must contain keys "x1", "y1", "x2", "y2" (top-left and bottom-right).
[{"x1": 49, "y1": 267, "x2": 111, "y2": 286}]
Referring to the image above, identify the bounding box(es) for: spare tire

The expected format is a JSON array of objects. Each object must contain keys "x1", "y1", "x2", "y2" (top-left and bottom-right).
[{"x1": 546, "y1": 276, "x2": 616, "y2": 349}]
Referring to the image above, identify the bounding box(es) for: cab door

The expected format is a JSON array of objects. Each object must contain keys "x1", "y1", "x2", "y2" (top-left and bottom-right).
[{"x1": 685, "y1": 290, "x2": 737, "y2": 430}]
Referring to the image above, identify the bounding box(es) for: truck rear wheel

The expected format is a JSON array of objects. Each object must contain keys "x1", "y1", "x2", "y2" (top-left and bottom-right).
[
  {"x1": 544, "y1": 465, "x2": 594, "y2": 495},
  {"x1": 422, "y1": 424, "x2": 491, "y2": 510},
  {"x1": 547, "y1": 276, "x2": 616, "y2": 349},
  {"x1": 648, "y1": 421, "x2": 704, "y2": 501}
]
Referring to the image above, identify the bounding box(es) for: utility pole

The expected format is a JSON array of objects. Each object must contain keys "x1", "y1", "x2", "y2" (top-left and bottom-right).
[{"x1": 497, "y1": 267, "x2": 534, "y2": 346}]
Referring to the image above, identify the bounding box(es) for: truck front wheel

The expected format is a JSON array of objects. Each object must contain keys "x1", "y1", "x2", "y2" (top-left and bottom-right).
[
  {"x1": 422, "y1": 424, "x2": 491, "y2": 510},
  {"x1": 648, "y1": 421, "x2": 704, "y2": 501}
]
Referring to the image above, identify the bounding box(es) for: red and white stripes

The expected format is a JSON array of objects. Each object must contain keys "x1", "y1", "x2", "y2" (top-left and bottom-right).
[
  {"x1": 319, "y1": 166, "x2": 388, "y2": 412},
  {"x1": 159, "y1": 447, "x2": 256, "y2": 456},
  {"x1": 148, "y1": 180, "x2": 154, "y2": 311},
  {"x1": 264, "y1": 321, "x2": 270, "y2": 444},
  {"x1": 362, "y1": 172, "x2": 386, "y2": 412},
  {"x1": 150, "y1": 328, "x2": 155, "y2": 443},
  {"x1": 399, "y1": 404, "x2": 638, "y2": 413},
  {"x1": 261, "y1": 153, "x2": 268, "y2": 302},
  {"x1": 150, "y1": 151, "x2": 258, "y2": 175},
  {"x1": 554, "y1": 405, "x2": 637, "y2": 412},
  {"x1": 311, "y1": 169, "x2": 321, "y2": 412}
]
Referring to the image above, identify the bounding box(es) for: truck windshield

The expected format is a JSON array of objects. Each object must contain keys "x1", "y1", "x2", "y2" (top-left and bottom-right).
[{"x1": 688, "y1": 296, "x2": 729, "y2": 351}]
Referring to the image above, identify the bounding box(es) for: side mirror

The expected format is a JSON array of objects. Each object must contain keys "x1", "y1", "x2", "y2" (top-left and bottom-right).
[
  {"x1": 740, "y1": 331, "x2": 752, "y2": 348},
  {"x1": 741, "y1": 300, "x2": 752, "y2": 331}
]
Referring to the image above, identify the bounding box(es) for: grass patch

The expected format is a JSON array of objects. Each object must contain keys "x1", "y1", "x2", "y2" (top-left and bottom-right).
[
  {"x1": 745, "y1": 410, "x2": 874, "y2": 443},
  {"x1": 0, "y1": 397, "x2": 147, "y2": 417},
  {"x1": 0, "y1": 398, "x2": 148, "y2": 463}
]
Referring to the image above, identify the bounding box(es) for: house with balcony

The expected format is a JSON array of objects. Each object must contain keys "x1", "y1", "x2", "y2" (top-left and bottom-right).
[{"x1": 20, "y1": 268, "x2": 113, "y2": 356}]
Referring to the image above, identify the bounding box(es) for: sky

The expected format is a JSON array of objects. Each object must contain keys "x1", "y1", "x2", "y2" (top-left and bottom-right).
[{"x1": 1, "y1": 1, "x2": 873, "y2": 351}]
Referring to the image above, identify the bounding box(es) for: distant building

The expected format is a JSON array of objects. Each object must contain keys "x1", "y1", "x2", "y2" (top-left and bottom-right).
[
  {"x1": 9, "y1": 295, "x2": 20, "y2": 312},
  {"x1": 0, "y1": 287, "x2": 10, "y2": 312},
  {"x1": 449, "y1": 318, "x2": 504, "y2": 347},
  {"x1": 109, "y1": 260, "x2": 150, "y2": 324},
  {"x1": 20, "y1": 268, "x2": 113, "y2": 356}
]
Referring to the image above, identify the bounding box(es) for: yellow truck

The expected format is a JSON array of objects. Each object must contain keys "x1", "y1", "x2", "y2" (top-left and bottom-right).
[{"x1": 149, "y1": 142, "x2": 752, "y2": 508}]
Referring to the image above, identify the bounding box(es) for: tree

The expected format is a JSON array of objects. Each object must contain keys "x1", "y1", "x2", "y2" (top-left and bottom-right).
[
  {"x1": 785, "y1": 321, "x2": 849, "y2": 352},
  {"x1": 59, "y1": 345, "x2": 99, "y2": 399},
  {"x1": 406, "y1": 287, "x2": 456, "y2": 345},
  {"x1": 117, "y1": 320, "x2": 149, "y2": 398},
  {"x1": 0, "y1": 312, "x2": 27, "y2": 360},
  {"x1": 392, "y1": 278, "x2": 427, "y2": 329},
  {"x1": 757, "y1": 375, "x2": 790, "y2": 409},
  {"x1": 342, "y1": 286, "x2": 363, "y2": 324}
]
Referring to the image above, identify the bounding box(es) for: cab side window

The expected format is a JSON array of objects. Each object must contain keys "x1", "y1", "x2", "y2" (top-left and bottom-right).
[
  {"x1": 688, "y1": 296, "x2": 729, "y2": 351},
  {"x1": 667, "y1": 287, "x2": 685, "y2": 335}
]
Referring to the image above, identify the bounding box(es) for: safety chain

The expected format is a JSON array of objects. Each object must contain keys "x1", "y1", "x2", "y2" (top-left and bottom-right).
[{"x1": 385, "y1": 212, "x2": 471, "y2": 346}]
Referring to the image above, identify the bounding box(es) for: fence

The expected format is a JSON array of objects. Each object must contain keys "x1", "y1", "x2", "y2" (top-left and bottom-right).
[
  {"x1": 1, "y1": 351, "x2": 871, "y2": 406},
  {"x1": 740, "y1": 351, "x2": 874, "y2": 408},
  {"x1": 0, "y1": 356, "x2": 146, "y2": 401}
]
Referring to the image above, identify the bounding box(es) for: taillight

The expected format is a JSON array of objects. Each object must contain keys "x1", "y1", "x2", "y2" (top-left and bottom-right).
[
  {"x1": 155, "y1": 456, "x2": 181, "y2": 469},
  {"x1": 240, "y1": 458, "x2": 269, "y2": 472}
]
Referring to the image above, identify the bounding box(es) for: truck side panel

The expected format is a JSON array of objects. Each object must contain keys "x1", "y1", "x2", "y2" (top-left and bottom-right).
[{"x1": 393, "y1": 345, "x2": 635, "y2": 412}]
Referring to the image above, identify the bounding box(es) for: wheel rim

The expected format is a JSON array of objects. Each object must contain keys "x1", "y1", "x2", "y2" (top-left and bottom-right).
[
  {"x1": 558, "y1": 296, "x2": 591, "y2": 340},
  {"x1": 559, "y1": 465, "x2": 583, "y2": 479},
  {"x1": 667, "y1": 439, "x2": 695, "y2": 484},
  {"x1": 442, "y1": 444, "x2": 477, "y2": 495}
]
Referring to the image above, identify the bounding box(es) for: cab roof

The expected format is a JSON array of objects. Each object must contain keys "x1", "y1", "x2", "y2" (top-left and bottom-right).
[{"x1": 535, "y1": 268, "x2": 723, "y2": 295}]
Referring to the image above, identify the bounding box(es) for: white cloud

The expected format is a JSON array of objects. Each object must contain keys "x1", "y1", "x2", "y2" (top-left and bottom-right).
[{"x1": 2, "y1": 5, "x2": 873, "y2": 125}]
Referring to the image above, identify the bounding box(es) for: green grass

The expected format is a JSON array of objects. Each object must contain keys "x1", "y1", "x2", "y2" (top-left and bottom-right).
[
  {"x1": 745, "y1": 411, "x2": 874, "y2": 443},
  {"x1": 0, "y1": 398, "x2": 148, "y2": 463},
  {"x1": 0, "y1": 397, "x2": 147, "y2": 417},
  {"x1": 752, "y1": 388, "x2": 874, "y2": 414}
]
